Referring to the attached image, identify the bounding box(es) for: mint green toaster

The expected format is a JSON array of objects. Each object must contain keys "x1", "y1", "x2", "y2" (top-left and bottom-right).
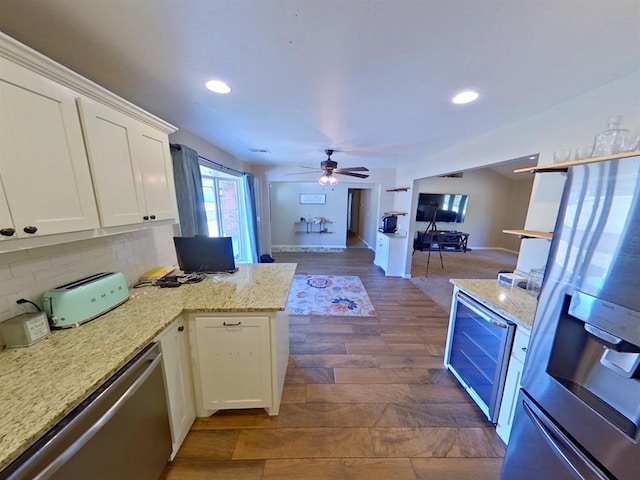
[{"x1": 43, "y1": 272, "x2": 129, "y2": 328}]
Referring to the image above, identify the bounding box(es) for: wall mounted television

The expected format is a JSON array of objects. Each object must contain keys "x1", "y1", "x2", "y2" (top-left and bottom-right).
[{"x1": 415, "y1": 193, "x2": 469, "y2": 223}]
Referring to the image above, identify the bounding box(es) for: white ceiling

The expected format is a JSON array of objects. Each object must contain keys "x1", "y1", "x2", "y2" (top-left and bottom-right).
[{"x1": 0, "y1": 1, "x2": 639, "y2": 170}]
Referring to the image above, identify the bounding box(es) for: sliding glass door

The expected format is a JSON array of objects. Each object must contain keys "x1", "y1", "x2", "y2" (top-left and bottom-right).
[{"x1": 200, "y1": 165, "x2": 249, "y2": 262}]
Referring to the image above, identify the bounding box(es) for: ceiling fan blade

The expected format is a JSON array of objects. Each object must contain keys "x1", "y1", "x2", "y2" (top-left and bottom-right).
[
  {"x1": 334, "y1": 167, "x2": 369, "y2": 172},
  {"x1": 296, "y1": 166, "x2": 323, "y2": 170},
  {"x1": 284, "y1": 171, "x2": 320, "y2": 176},
  {"x1": 336, "y1": 171, "x2": 369, "y2": 179}
]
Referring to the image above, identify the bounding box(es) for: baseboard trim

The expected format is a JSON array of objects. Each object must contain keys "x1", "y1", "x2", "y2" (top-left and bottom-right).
[{"x1": 272, "y1": 244, "x2": 346, "y2": 249}]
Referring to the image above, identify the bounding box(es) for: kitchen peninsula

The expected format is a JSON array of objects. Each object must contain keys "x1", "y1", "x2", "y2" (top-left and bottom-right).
[{"x1": 0, "y1": 263, "x2": 296, "y2": 472}]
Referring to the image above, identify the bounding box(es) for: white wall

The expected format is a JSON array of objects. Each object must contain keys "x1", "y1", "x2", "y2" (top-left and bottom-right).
[
  {"x1": 358, "y1": 188, "x2": 377, "y2": 247},
  {"x1": 270, "y1": 182, "x2": 349, "y2": 248},
  {"x1": 394, "y1": 72, "x2": 640, "y2": 276},
  {"x1": 268, "y1": 182, "x2": 381, "y2": 249},
  {"x1": 0, "y1": 224, "x2": 178, "y2": 345},
  {"x1": 503, "y1": 178, "x2": 534, "y2": 252},
  {"x1": 253, "y1": 164, "x2": 396, "y2": 253},
  {"x1": 169, "y1": 128, "x2": 251, "y2": 174},
  {"x1": 414, "y1": 169, "x2": 529, "y2": 249}
]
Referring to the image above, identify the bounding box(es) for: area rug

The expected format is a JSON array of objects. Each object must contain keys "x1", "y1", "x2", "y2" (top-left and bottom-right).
[{"x1": 287, "y1": 275, "x2": 377, "y2": 316}]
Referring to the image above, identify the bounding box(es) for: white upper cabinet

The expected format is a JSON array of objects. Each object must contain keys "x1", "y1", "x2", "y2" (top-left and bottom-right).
[
  {"x1": 78, "y1": 97, "x2": 177, "y2": 227},
  {"x1": 0, "y1": 32, "x2": 177, "y2": 248},
  {"x1": 133, "y1": 123, "x2": 177, "y2": 222},
  {"x1": 77, "y1": 98, "x2": 145, "y2": 227},
  {"x1": 0, "y1": 58, "x2": 99, "y2": 237},
  {"x1": 0, "y1": 181, "x2": 15, "y2": 240}
]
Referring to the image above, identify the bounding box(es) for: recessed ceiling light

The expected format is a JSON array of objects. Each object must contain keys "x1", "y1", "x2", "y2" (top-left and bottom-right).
[
  {"x1": 452, "y1": 90, "x2": 479, "y2": 104},
  {"x1": 205, "y1": 80, "x2": 231, "y2": 94}
]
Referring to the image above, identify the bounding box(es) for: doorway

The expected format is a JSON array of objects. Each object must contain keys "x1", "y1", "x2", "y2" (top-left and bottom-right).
[{"x1": 347, "y1": 188, "x2": 367, "y2": 248}]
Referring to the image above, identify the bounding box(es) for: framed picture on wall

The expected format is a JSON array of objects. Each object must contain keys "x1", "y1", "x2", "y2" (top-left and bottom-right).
[{"x1": 299, "y1": 193, "x2": 326, "y2": 204}]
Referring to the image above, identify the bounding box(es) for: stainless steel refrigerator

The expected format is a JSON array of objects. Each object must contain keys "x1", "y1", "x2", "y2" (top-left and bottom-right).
[{"x1": 502, "y1": 156, "x2": 640, "y2": 480}]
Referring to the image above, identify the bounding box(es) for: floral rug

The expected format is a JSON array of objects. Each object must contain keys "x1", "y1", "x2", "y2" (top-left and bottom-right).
[{"x1": 286, "y1": 275, "x2": 377, "y2": 317}]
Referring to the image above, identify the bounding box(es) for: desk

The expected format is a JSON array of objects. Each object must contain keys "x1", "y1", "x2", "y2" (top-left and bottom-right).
[{"x1": 414, "y1": 230, "x2": 470, "y2": 252}]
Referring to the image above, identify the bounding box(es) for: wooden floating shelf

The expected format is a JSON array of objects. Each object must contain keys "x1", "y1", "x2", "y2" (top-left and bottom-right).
[
  {"x1": 503, "y1": 229, "x2": 553, "y2": 240},
  {"x1": 386, "y1": 187, "x2": 411, "y2": 192},
  {"x1": 514, "y1": 151, "x2": 640, "y2": 174},
  {"x1": 384, "y1": 211, "x2": 408, "y2": 216},
  {"x1": 294, "y1": 221, "x2": 333, "y2": 224}
]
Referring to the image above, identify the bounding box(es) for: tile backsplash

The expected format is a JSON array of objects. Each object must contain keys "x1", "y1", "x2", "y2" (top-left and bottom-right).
[{"x1": 0, "y1": 224, "x2": 178, "y2": 322}]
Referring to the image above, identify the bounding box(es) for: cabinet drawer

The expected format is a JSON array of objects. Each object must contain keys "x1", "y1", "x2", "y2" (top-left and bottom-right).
[{"x1": 511, "y1": 327, "x2": 531, "y2": 363}]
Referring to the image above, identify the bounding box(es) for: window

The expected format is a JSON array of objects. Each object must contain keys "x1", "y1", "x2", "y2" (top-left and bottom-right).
[{"x1": 199, "y1": 164, "x2": 250, "y2": 262}]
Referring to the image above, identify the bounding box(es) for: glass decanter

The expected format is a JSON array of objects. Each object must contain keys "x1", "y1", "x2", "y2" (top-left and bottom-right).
[{"x1": 592, "y1": 115, "x2": 629, "y2": 157}]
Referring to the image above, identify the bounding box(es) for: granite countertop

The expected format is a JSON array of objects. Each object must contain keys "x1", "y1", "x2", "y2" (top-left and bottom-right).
[
  {"x1": 450, "y1": 278, "x2": 538, "y2": 330},
  {"x1": 381, "y1": 232, "x2": 407, "y2": 238},
  {"x1": 0, "y1": 263, "x2": 296, "y2": 471}
]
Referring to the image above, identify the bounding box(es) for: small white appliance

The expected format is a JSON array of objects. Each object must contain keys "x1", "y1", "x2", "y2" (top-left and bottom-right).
[{"x1": 0, "y1": 311, "x2": 50, "y2": 347}]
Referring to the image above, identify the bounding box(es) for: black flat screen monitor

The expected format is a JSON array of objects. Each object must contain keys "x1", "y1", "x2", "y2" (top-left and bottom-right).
[
  {"x1": 173, "y1": 236, "x2": 238, "y2": 274},
  {"x1": 416, "y1": 193, "x2": 469, "y2": 223}
]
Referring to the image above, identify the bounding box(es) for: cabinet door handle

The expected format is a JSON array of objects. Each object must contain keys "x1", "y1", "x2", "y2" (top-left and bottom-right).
[
  {"x1": 23, "y1": 226, "x2": 38, "y2": 234},
  {"x1": 178, "y1": 325, "x2": 185, "y2": 332},
  {"x1": 0, "y1": 228, "x2": 15, "y2": 237},
  {"x1": 143, "y1": 216, "x2": 149, "y2": 221},
  {"x1": 150, "y1": 214, "x2": 156, "y2": 220},
  {"x1": 223, "y1": 321, "x2": 242, "y2": 327}
]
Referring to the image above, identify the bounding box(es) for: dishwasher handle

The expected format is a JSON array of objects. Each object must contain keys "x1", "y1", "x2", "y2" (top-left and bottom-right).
[{"x1": 19, "y1": 347, "x2": 162, "y2": 480}]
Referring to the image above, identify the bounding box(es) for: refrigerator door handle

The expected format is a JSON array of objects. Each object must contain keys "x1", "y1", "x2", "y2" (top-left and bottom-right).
[{"x1": 522, "y1": 400, "x2": 610, "y2": 480}]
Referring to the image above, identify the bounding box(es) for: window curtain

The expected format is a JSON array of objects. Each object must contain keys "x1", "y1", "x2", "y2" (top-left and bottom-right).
[
  {"x1": 242, "y1": 173, "x2": 259, "y2": 263},
  {"x1": 170, "y1": 144, "x2": 209, "y2": 237}
]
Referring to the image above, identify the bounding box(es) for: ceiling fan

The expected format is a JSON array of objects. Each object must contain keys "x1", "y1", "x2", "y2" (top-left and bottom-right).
[{"x1": 290, "y1": 150, "x2": 370, "y2": 185}]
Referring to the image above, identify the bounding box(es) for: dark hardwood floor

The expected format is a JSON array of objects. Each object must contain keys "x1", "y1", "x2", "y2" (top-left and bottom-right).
[{"x1": 160, "y1": 248, "x2": 505, "y2": 480}]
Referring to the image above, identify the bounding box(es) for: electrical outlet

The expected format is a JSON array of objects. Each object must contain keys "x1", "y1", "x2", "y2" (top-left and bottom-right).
[
  {"x1": 7, "y1": 295, "x2": 26, "y2": 316},
  {"x1": 16, "y1": 302, "x2": 30, "y2": 313},
  {"x1": 10, "y1": 295, "x2": 32, "y2": 314}
]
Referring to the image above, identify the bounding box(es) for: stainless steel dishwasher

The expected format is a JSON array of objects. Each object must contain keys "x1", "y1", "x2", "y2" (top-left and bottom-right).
[{"x1": 1, "y1": 343, "x2": 171, "y2": 480}]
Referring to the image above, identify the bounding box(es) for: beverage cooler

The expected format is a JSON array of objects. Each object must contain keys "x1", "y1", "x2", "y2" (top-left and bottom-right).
[{"x1": 445, "y1": 291, "x2": 515, "y2": 423}]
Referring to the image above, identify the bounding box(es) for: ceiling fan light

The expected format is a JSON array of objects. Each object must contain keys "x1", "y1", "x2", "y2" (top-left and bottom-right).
[{"x1": 318, "y1": 174, "x2": 337, "y2": 186}]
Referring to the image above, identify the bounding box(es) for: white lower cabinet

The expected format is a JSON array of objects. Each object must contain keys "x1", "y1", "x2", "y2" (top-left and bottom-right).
[
  {"x1": 374, "y1": 232, "x2": 406, "y2": 277},
  {"x1": 156, "y1": 316, "x2": 196, "y2": 459},
  {"x1": 496, "y1": 327, "x2": 531, "y2": 444},
  {"x1": 188, "y1": 312, "x2": 289, "y2": 417}
]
